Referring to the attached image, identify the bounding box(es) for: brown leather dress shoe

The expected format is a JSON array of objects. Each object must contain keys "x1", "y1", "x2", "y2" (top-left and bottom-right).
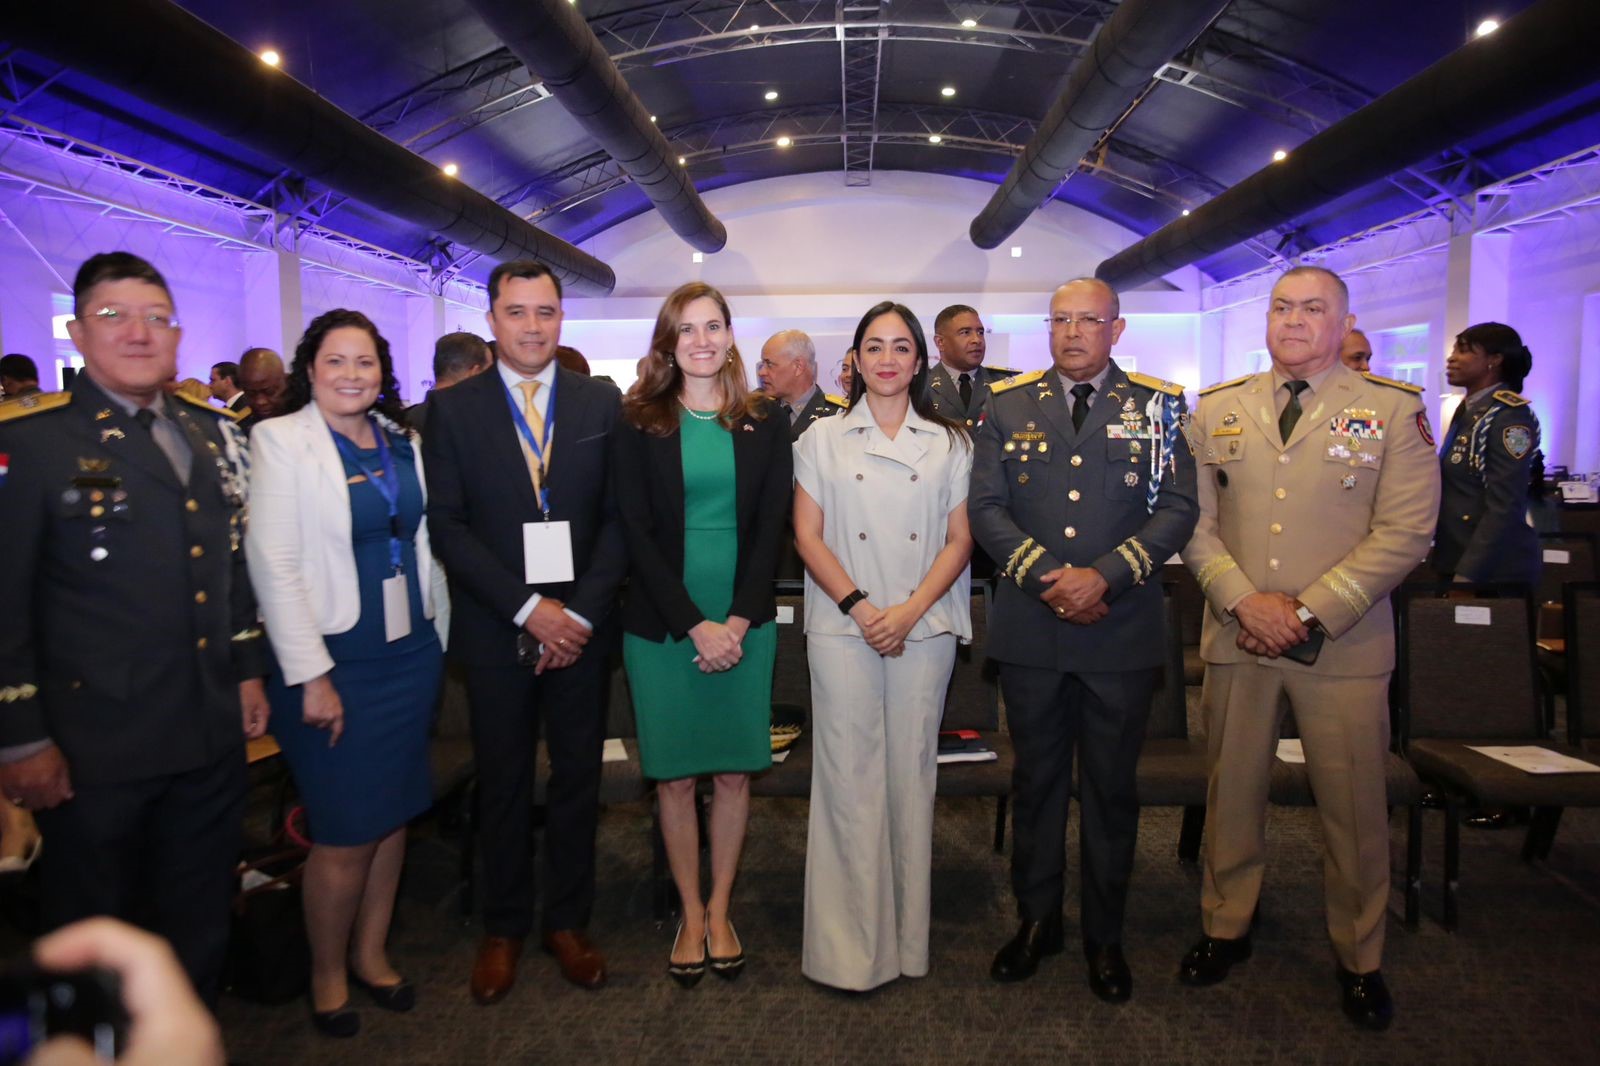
[
  {"x1": 542, "y1": 929, "x2": 608, "y2": 990},
  {"x1": 470, "y1": 936, "x2": 524, "y2": 1005}
]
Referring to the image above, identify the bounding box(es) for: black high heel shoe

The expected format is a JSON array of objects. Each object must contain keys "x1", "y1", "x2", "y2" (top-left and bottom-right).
[
  {"x1": 349, "y1": 972, "x2": 416, "y2": 1013},
  {"x1": 667, "y1": 920, "x2": 707, "y2": 988},
  {"x1": 309, "y1": 1000, "x2": 360, "y2": 1038},
  {"x1": 708, "y1": 920, "x2": 745, "y2": 981}
]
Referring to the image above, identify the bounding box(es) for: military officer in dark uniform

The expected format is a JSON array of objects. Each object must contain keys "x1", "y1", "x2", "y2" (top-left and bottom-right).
[
  {"x1": 970, "y1": 279, "x2": 1197, "y2": 1002},
  {"x1": 1433, "y1": 322, "x2": 1541, "y2": 585},
  {"x1": 926, "y1": 304, "x2": 1019, "y2": 429},
  {"x1": 0, "y1": 252, "x2": 267, "y2": 1004},
  {"x1": 757, "y1": 329, "x2": 845, "y2": 442}
]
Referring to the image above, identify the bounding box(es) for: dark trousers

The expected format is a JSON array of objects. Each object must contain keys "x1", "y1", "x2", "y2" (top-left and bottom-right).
[
  {"x1": 1001, "y1": 665, "x2": 1155, "y2": 944},
  {"x1": 465, "y1": 651, "x2": 608, "y2": 938},
  {"x1": 34, "y1": 751, "x2": 247, "y2": 1006}
]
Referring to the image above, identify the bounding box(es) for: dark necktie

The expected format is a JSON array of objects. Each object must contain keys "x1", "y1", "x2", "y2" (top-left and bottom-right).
[
  {"x1": 133, "y1": 408, "x2": 156, "y2": 432},
  {"x1": 1279, "y1": 379, "x2": 1310, "y2": 443},
  {"x1": 1070, "y1": 382, "x2": 1095, "y2": 432},
  {"x1": 132, "y1": 406, "x2": 188, "y2": 483},
  {"x1": 958, "y1": 372, "x2": 973, "y2": 410}
]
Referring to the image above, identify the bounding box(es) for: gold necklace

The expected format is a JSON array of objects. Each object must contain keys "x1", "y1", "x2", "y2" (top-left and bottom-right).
[{"x1": 678, "y1": 397, "x2": 719, "y2": 421}]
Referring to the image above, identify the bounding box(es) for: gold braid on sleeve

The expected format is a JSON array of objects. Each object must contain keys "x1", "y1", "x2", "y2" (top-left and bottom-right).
[
  {"x1": 0, "y1": 684, "x2": 39, "y2": 704},
  {"x1": 1015, "y1": 545, "x2": 1047, "y2": 586},
  {"x1": 1129, "y1": 538, "x2": 1154, "y2": 581},
  {"x1": 1319, "y1": 566, "x2": 1372, "y2": 617},
  {"x1": 1002, "y1": 539, "x2": 1033, "y2": 580},
  {"x1": 1115, "y1": 543, "x2": 1143, "y2": 583},
  {"x1": 1195, "y1": 555, "x2": 1238, "y2": 594},
  {"x1": 231, "y1": 627, "x2": 265, "y2": 643}
]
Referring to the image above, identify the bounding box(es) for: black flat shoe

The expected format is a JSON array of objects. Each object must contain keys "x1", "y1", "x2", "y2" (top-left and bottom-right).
[
  {"x1": 349, "y1": 973, "x2": 415, "y2": 1013},
  {"x1": 990, "y1": 915, "x2": 1064, "y2": 983},
  {"x1": 667, "y1": 921, "x2": 707, "y2": 989},
  {"x1": 1084, "y1": 942, "x2": 1132, "y2": 1004},
  {"x1": 1177, "y1": 934, "x2": 1252, "y2": 986},
  {"x1": 309, "y1": 1002, "x2": 360, "y2": 1038},
  {"x1": 1337, "y1": 967, "x2": 1394, "y2": 1031},
  {"x1": 708, "y1": 921, "x2": 746, "y2": 981}
]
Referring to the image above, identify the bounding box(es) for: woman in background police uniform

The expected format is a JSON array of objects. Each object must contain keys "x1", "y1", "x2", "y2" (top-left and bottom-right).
[
  {"x1": 793, "y1": 301, "x2": 973, "y2": 991},
  {"x1": 1433, "y1": 322, "x2": 1541, "y2": 585}
]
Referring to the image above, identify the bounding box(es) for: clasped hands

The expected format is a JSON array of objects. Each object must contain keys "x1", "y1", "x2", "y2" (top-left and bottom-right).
[
  {"x1": 690, "y1": 617, "x2": 751, "y2": 672},
  {"x1": 1232, "y1": 591, "x2": 1312, "y2": 657},
  {"x1": 523, "y1": 597, "x2": 593, "y2": 674},
  {"x1": 849, "y1": 600, "x2": 919, "y2": 657},
  {"x1": 1038, "y1": 567, "x2": 1110, "y2": 625}
]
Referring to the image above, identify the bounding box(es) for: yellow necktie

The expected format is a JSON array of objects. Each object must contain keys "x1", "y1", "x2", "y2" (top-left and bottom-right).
[{"x1": 517, "y1": 380, "x2": 548, "y2": 492}]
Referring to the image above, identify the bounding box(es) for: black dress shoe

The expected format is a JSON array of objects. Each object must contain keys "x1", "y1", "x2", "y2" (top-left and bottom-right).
[
  {"x1": 1338, "y1": 968, "x2": 1394, "y2": 1031},
  {"x1": 349, "y1": 973, "x2": 415, "y2": 1013},
  {"x1": 990, "y1": 916, "x2": 1064, "y2": 983},
  {"x1": 1084, "y1": 942, "x2": 1132, "y2": 1003},
  {"x1": 309, "y1": 1002, "x2": 360, "y2": 1039},
  {"x1": 1177, "y1": 934, "x2": 1252, "y2": 986}
]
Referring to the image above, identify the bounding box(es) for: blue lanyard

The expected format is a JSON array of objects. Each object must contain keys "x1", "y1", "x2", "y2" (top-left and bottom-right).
[
  {"x1": 504, "y1": 372, "x2": 557, "y2": 519},
  {"x1": 329, "y1": 418, "x2": 405, "y2": 574}
]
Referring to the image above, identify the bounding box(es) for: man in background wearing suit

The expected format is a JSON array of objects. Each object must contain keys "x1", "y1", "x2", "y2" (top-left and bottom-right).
[
  {"x1": 970, "y1": 278, "x2": 1197, "y2": 1002},
  {"x1": 0, "y1": 252, "x2": 267, "y2": 1004},
  {"x1": 1180, "y1": 266, "x2": 1438, "y2": 1030},
  {"x1": 424, "y1": 260, "x2": 627, "y2": 1000},
  {"x1": 926, "y1": 304, "x2": 1018, "y2": 429},
  {"x1": 405, "y1": 330, "x2": 491, "y2": 435}
]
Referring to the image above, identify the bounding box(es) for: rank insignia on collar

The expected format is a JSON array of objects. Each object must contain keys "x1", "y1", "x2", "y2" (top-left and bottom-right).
[
  {"x1": 100, "y1": 428, "x2": 125, "y2": 442},
  {"x1": 95, "y1": 408, "x2": 114, "y2": 421}
]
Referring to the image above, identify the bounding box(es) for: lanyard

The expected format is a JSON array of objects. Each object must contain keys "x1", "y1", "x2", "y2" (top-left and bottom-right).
[
  {"x1": 329, "y1": 418, "x2": 405, "y2": 574},
  {"x1": 504, "y1": 372, "x2": 557, "y2": 519}
]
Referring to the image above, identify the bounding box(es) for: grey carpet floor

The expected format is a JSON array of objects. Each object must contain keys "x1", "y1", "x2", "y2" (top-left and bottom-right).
[{"x1": 217, "y1": 795, "x2": 1600, "y2": 1065}]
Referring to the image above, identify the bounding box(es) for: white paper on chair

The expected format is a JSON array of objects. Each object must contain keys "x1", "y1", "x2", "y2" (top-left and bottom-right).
[
  {"x1": 1454, "y1": 606, "x2": 1492, "y2": 626},
  {"x1": 1466, "y1": 745, "x2": 1600, "y2": 774},
  {"x1": 602, "y1": 738, "x2": 628, "y2": 763},
  {"x1": 776, "y1": 605, "x2": 795, "y2": 624},
  {"x1": 1543, "y1": 549, "x2": 1571, "y2": 565},
  {"x1": 1276, "y1": 739, "x2": 1306, "y2": 764}
]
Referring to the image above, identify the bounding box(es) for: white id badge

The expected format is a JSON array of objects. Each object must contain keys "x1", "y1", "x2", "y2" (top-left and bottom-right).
[
  {"x1": 382, "y1": 574, "x2": 412, "y2": 642},
  {"x1": 523, "y1": 520, "x2": 576, "y2": 584}
]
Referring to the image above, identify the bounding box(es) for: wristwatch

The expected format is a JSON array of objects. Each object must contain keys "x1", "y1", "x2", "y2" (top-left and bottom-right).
[
  {"x1": 837, "y1": 589, "x2": 868, "y2": 614},
  {"x1": 1295, "y1": 604, "x2": 1318, "y2": 628}
]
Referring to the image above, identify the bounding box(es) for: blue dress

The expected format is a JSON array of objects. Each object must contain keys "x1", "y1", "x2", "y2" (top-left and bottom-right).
[{"x1": 267, "y1": 432, "x2": 443, "y2": 846}]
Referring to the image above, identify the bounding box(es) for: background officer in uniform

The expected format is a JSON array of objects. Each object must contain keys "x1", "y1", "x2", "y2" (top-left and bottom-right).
[
  {"x1": 0, "y1": 251, "x2": 267, "y2": 1003},
  {"x1": 926, "y1": 304, "x2": 1018, "y2": 428},
  {"x1": 757, "y1": 329, "x2": 845, "y2": 442},
  {"x1": 1179, "y1": 265, "x2": 1438, "y2": 1031},
  {"x1": 1433, "y1": 322, "x2": 1541, "y2": 585},
  {"x1": 970, "y1": 278, "x2": 1197, "y2": 1002}
]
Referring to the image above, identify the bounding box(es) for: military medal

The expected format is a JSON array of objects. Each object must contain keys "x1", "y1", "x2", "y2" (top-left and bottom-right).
[
  {"x1": 1341, "y1": 474, "x2": 1357, "y2": 489},
  {"x1": 1124, "y1": 471, "x2": 1138, "y2": 487}
]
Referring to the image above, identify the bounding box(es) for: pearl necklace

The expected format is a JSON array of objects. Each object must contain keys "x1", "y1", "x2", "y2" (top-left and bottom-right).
[{"x1": 678, "y1": 397, "x2": 719, "y2": 421}]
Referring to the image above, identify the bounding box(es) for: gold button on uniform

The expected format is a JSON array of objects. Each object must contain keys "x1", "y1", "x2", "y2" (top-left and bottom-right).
[
  {"x1": 1278, "y1": 454, "x2": 1290, "y2": 465},
  {"x1": 1067, "y1": 490, "x2": 1081, "y2": 502},
  {"x1": 1269, "y1": 558, "x2": 1281, "y2": 571},
  {"x1": 189, "y1": 545, "x2": 204, "y2": 558},
  {"x1": 1270, "y1": 523, "x2": 1282, "y2": 534},
  {"x1": 1064, "y1": 526, "x2": 1077, "y2": 538},
  {"x1": 195, "y1": 591, "x2": 208, "y2": 604},
  {"x1": 185, "y1": 499, "x2": 199, "y2": 513},
  {"x1": 1274, "y1": 488, "x2": 1287, "y2": 500},
  {"x1": 1070, "y1": 455, "x2": 1083, "y2": 467}
]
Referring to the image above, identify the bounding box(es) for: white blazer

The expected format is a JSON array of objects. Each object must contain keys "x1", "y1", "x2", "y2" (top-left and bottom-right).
[{"x1": 245, "y1": 404, "x2": 448, "y2": 687}]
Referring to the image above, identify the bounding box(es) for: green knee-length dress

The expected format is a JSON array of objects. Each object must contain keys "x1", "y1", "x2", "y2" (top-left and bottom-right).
[{"x1": 624, "y1": 412, "x2": 777, "y2": 780}]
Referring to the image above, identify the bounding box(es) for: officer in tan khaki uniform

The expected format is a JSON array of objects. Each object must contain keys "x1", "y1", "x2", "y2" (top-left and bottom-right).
[{"x1": 1178, "y1": 266, "x2": 1439, "y2": 1031}]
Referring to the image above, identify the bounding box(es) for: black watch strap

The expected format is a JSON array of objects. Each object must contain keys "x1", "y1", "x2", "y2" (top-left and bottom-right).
[{"x1": 837, "y1": 589, "x2": 868, "y2": 614}]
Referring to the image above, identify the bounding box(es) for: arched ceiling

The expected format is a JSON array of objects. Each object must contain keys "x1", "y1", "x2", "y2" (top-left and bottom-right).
[{"x1": 5, "y1": 0, "x2": 1596, "y2": 288}]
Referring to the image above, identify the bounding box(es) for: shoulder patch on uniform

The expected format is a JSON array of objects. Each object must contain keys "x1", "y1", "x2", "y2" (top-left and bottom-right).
[
  {"x1": 989, "y1": 370, "x2": 1045, "y2": 395},
  {"x1": 1360, "y1": 371, "x2": 1423, "y2": 395},
  {"x1": 1198, "y1": 373, "x2": 1253, "y2": 396},
  {"x1": 1492, "y1": 389, "x2": 1529, "y2": 407},
  {"x1": 176, "y1": 391, "x2": 244, "y2": 420},
  {"x1": 0, "y1": 391, "x2": 72, "y2": 423},
  {"x1": 823, "y1": 394, "x2": 848, "y2": 407},
  {"x1": 1126, "y1": 371, "x2": 1184, "y2": 396}
]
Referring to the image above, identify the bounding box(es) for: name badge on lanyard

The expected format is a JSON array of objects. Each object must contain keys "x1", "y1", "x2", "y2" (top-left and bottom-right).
[
  {"x1": 330, "y1": 420, "x2": 412, "y2": 642},
  {"x1": 505, "y1": 377, "x2": 576, "y2": 584}
]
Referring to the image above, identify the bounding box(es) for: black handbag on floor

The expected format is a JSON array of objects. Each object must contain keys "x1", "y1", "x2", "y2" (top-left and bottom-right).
[{"x1": 223, "y1": 822, "x2": 310, "y2": 1004}]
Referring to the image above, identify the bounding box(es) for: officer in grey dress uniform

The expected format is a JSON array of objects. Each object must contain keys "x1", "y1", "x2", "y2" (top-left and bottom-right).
[
  {"x1": 1433, "y1": 323, "x2": 1541, "y2": 586},
  {"x1": 969, "y1": 279, "x2": 1197, "y2": 1002}
]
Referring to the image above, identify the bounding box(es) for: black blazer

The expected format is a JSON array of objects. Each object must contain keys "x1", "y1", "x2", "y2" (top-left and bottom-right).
[
  {"x1": 611, "y1": 396, "x2": 793, "y2": 642},
  {"x1": 423, "y1": 365, "x2": 628, "y2": 667}
]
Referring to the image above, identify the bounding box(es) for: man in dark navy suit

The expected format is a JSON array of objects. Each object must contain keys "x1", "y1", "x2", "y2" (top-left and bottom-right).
[
  {"x1": 0, "y1": 252, "x2": 266, "y2": 1004},
  {"x1": 424, "y1": 260, "x2": 627, "y2": 1000}
]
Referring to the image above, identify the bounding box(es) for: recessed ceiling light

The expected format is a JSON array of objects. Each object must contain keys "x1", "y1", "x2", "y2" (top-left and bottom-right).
[
  {"x1": 764, "y1": 90, "x2": 779, "y2": 101},
  {"x1": 1475, "y1": 18, "x2": 1499, "y2": 36},
  {"x1": 441, "y1": 162, "x2": 459, "y2": 177},
  {"x1": 1181, "y1": 208, "x2": 1191, "y2": 216},
  {"x1": 259, "y1": 49, "x2": 281, "y2": 66},
  {"x1": 961, "y1": 18, "x2": 977, "y2": 29},
  {"x1": 678, "y1": 156, "x2": 687, "y2": 165},
  {"x1": 940, "y1": 86, "x2": 957, "y2": 98},
  {"x1": 1010, "y1": 246, "x2": 1022, "y2": 258},
  {"x1": 692, "y1": 252, "x2": 704, "y2": 263},
  {"x1": 1272, "y1": 149, "x2": 1288, "y2": 162},
  {"x1": 776, "y1": 136, "x2": 793, "y2": 148},
  {"x1": 928, "y1": 134, "x2": 943, "y2": 144}
]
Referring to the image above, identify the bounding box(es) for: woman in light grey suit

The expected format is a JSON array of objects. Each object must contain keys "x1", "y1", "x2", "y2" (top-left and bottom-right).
[{"x1": 792, "y1": 301, "x2": 973, "y2": 990}]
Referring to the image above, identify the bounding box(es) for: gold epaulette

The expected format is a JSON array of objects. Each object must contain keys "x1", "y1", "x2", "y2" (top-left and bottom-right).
[
  {"x1": 989, "y1": 370, "x2": 1045, "y2": 395},
  {"x1": 1492, "y1": 389, "x2": 1529, "y2": 407},
  {"x1": 0, "y1": 391, "x2": 71, "y2": 423},
  {"x1": 823, "y1": 394, "x2": 848, "y2": 407},
  {"x1": 1126, "y1": 371, "x2": 1185, "y2": 396},
  {"x1": 1361, "y1": 371, "x2": 1423, "y2": 395},
  {"x1": 1198, "y1": 374, "x2": 1254, "y2": 397},
  {"x1": 177, "y1": 391, "x2": 244, "y2": 421}
]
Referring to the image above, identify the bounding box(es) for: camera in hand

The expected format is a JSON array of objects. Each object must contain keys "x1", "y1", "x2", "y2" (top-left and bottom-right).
[{"x1": 0, "y1": 965, "x2": 127, "y2": 1064}]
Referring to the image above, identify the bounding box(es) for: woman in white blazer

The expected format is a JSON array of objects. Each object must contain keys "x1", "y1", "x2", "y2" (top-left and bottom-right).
[{"x1": 246, "y1": 309, "x2": 447, "y2": 1038}]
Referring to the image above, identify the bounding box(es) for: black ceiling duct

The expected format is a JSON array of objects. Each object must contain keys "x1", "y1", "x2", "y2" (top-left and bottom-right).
[
  {"x1": 7, "y1": 0, "x2": 618, "y2": 296},
  {"x1": 968, "y1": 0, "x2": 1228, "y2": 251},
  {"x1": 1095, "y1": 0, "x2": 1600, "y2": 290},
  {"x1": 467, "y1": 0, "x2": 728, "y2": 254}
]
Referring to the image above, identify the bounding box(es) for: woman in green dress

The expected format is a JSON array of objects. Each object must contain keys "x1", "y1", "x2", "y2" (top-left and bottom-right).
[{"x1": 612, "y1": 282, "x2": 793, "y2": 987}]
